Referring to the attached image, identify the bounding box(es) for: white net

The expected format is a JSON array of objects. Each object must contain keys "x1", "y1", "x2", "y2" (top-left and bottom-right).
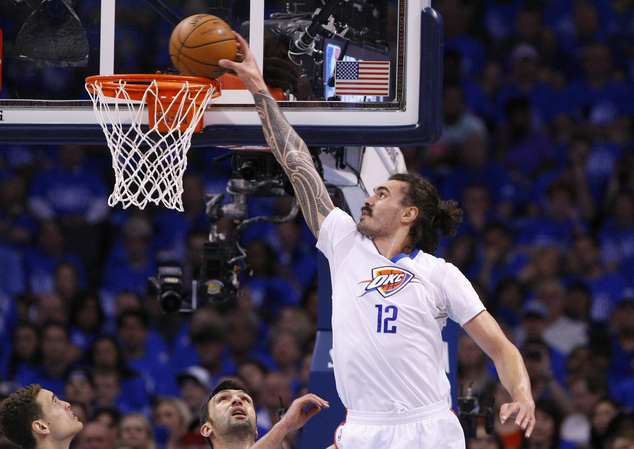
[{"x1": 86, "y1": 76, "x2": 218, "y2": 211}]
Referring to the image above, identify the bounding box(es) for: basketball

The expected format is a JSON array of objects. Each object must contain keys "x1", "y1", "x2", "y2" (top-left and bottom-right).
[{"x1": 169, "y1": 14, "x2": 237, "y2": 79}]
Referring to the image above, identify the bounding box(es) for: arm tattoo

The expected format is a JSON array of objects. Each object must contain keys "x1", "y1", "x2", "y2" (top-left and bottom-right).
[{"x1": 253, "y1": 90, "x2": 333, "y2": 236}]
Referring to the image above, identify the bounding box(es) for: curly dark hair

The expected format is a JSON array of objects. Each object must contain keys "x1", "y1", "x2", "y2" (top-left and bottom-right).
[
  {"x1": 0, "y1": 384, "x2": 43, "y2": 449},
  {"x1": 389, "y1": 172, "x2": 463, "y2": 254}
]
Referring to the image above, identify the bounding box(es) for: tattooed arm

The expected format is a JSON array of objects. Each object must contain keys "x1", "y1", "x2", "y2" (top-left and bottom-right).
[{"x1": 220, "y1": 32, "x2": 334, "y2": 238}]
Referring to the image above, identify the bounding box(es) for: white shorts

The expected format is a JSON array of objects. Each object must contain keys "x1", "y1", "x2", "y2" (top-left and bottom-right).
[{"x1": 334, "y1": 401, "x2": 466, "y2": 449}]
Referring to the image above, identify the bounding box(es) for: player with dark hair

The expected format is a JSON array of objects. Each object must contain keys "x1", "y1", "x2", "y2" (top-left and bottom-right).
[
  {"x1": 220, "y1": 32, "x2": 535, "y2": 449},
  {"x1": 0, "y1": 384, "x2": 83, "y2": 449},
  {"x1": 199, "y1": 378, "x2": 328, "y2": 449}
]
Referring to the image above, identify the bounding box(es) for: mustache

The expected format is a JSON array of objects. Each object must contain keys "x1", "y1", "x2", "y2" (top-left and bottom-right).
[{"x1": 361, "y1": 206, "x2": 372, "y2": 216}]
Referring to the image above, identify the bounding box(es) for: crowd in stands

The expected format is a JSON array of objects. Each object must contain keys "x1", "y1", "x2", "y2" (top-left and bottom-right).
[{"x1": 1, "y1": 0, "x2": 634, "y2": 448}]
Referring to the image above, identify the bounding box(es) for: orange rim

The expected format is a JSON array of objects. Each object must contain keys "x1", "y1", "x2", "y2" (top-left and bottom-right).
[{"x1": 85, "y1": 74, "x2": 221, "y2": 102}]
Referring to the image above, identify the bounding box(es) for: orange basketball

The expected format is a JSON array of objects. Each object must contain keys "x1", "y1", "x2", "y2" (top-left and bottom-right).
[{"x1": 169, "y1": 14, "x2": 237, "y2": 79}]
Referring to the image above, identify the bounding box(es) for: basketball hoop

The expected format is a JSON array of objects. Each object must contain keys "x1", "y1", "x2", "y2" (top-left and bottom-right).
[{"x1": 85, "y1": 74, "x2": 221, "y2": 211}]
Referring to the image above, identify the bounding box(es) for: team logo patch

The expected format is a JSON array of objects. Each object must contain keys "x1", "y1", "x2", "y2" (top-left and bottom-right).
[{"x1": 360, "y1": 266, "x2": 416, "y2": 298}]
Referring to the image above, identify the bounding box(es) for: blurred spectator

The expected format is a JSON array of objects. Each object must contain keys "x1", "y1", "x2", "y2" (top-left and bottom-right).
[
  {"x1": 565, "y1": 282, "x2": 593, "y2": 327},
  {"x1": 0, "y1": 175, "x2": 36, "y2": 249},
  {"x1": 599, "y1": 190, "x2": 634, "y2": 272},
  {"x1": 441, "y1": 133, "x2": 520, "y2": 220},
  {"x1": 527, "y1": 134, "x2": 598, "y2": 223},
  {"x1": 589, "y1": 397, "x2": 621, "y2": 449},
  {"x1": 243, "y1": 239, "x2": 301, "y2": 322},
  {"x1": 495, "y1": 44, "x2": 560, "y2": 130},
  {"x1": 467, "y1": 423, "x2": 504, "y2": 449},
  {"x1": 53, "y1": 261, "x2": 83, "y2": 305},
  {"x1": 69, "y1": 291, "x2": 106, "y2": 358},
  {"x1": 23, "y1": 219, "x2": 87, "y2": 296},
  {"x1": 102, "y1": 216, "x2": 158, "y2": 299},
  {"x1": 75, "y1": 421, "x2": 115, "y2": 449},
  {"x1": 268, "y1": 331, "x2": 303, "y2": 392},
  {"x1": 2, "y1": 322, "x2": 40, "y2": 383},
  {"x1": 27, "y1": 145, "x2": 109, "y2": 225},
  {"x1": 153, "y1": 173, "x2": 209, "y2": 263},
  {"x1": 443, "y1": 50, "x2": 495, "y2": 122},
  {"x1": 607, "y1": 297, "x2": 634, "y2": 397},
  {"x1": 457, "y1": 332, "x2": 494, "y2": 397},
  {"x1": 481, "y1": 379, "x2": 524, "y2": 449},
  {"x1": 565, "y1": 234, "x2": 630, "y2": 326},
  {"x1": 175, "y1": 366, "x2": 211, "y2": 423},
  {"x1": 15, "y1": 321, "x2": 78, "y2": 395},
  {"x1": 436, "y1": 0, "x2": 486, "y2": 78},
  {"x1": 519, "y1": 339, "x2": 571, "y2": 412},
  {"x1": 171, "y1": 306, "x2": 224, "y2": 372},
  {"x1": 64, "y1": 368, "x2": 97, "y2": 420},
  {"x1": 524, "y1": 399, "x2": 576, "y2": 449},
  {"x1": 534, "y1": 277, "x2": 588, "y2": 355},
  {"x1": 88, "y1": 336, "x2": 152, "y2": 416},
  {"x1": 0, "y1": 242, "x2": 25, "y2": 297},
  {"x1": 221, "y1": 309, "x2": 274, "y2": 373},
  {"x1": 153, "y1": 397, "x2": 194, "y2": 449},
  {"x1": 561, "y1": 371, "x2": 609, "y2": 448},
  {"x1": 559, "y1": 42, "x2": 632, "y2": 145},
  {"x1": 518, "y1": 246, "x2": 564, "y2": 295},
  {"x1": 116, "y1": 310, "x2": 178, "y2": 398},
  {"x1": 477, "y1": 222, "x2": 528, "y2": 295},
  {"x1": 30, "y1": 292, "x2": 68, "y2": 327},
  {"x1": 494, "y1": 96, "x2": 557, "y2": 180},
  {"x1": 257, "y1": 372, "x2": 294, "y2": 434},
  {"x1": 457, "y1": 183, "x2": 496, "y2": 240},
  {"x1": 117, "y1": 413, "x2": 157, "y2": 449},
  {"x1": 515, "y1": 179, "x2": 588, "y2": 254},
  {"x1": 491, "y1": 277, "x2": 527, "y2": 332},
  {"x1": 268, "y1": 214, "x2": 319, "y2": 292},
  {"x1": 27, "y1": 144, "x2": 110, "y2": 285},
  {"x1": 426, "y1": 84, "x2": 488, "y2": 168}
]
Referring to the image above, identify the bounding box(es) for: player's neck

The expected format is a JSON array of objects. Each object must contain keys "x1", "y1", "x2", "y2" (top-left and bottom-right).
[{"x1": 373, "y1": 232, "x2": 411, "y2": 260}]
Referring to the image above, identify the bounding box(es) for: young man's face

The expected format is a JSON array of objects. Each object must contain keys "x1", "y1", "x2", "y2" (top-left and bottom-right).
[
  {"x1": 358, "y1": 179, "x2": 411, "y2": 239},
  {"x1": 200, "y1": 389, "x2": 257, "y2": 442},
  {"x1": 35, "y1": 389, "x2": 83, "y2": 441}
]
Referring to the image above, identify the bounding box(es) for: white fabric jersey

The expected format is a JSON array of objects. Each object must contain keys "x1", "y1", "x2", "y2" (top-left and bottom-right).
[{"x1": 316, "y1": 208, "x2": 486, "y2": 412}]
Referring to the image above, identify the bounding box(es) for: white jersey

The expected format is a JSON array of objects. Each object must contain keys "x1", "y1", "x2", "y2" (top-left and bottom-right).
[{"x1": 317, "y1": 208, "x2": 486, "y2": 412}]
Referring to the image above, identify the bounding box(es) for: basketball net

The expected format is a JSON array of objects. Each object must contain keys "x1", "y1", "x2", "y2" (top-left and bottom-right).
[{"x1": 85, "y1": 74, "x2": 220, "y2": 211}]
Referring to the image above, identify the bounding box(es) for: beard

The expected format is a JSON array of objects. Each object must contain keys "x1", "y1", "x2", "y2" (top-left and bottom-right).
[{"x1": 220, "y1": 418, "x2": 257, "y2": 445}]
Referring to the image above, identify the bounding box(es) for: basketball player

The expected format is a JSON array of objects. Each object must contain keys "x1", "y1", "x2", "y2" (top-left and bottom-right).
[
  {"x1": 200, "y1": 379, "x2": 329, "y2": 449},
  {"x1": 220, "y1": 33, "x2": 535, "y2": 448},
  {"x1": 0, "y1": 384, "x2": 84, "y2": 449}
]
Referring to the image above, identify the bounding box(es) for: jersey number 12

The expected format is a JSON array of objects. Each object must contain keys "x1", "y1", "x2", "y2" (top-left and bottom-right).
[{"x1": 375, "y1": 304, "x2": 398, "y2": 333}]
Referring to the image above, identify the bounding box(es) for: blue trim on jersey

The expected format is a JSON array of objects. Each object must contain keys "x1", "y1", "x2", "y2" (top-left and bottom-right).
[{"x1": 391, "y1": 248, "x2": 419, "y2": 263}]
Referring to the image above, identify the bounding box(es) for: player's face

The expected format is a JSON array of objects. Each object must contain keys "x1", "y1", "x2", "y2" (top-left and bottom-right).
[
  {"x1": 358, "y1": 179, "x2": 409, "y2": 238},
  {"x1": 200, "y1": 389, "x2": 257, "y2": 441},
  {"x1": 35, "y1": 389, "x2": 84, "y2": 440}
]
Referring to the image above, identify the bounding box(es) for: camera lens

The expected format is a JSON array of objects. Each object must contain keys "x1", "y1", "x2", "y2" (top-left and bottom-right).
[
  {"x1": 238, "y1": 159, "x2": 258, "y2": 180},
  {"x1": 159, "y1": 290, "x2": 182, "y2": 314}
]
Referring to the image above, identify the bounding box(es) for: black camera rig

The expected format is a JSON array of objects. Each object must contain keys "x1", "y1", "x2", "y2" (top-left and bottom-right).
[{"x1": 149, "y1": 148, "x2": 325, "y2": 314}]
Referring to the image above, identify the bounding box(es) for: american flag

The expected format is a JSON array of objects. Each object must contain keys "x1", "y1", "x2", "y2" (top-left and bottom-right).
[{"x1": 334, "y1": 61, "x2": 390, "y2": 97}]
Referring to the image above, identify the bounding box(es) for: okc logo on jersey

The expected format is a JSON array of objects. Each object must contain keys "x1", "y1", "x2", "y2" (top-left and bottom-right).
[{"x1": 360, "y1": 266, "x2": 416, "y2": 298}]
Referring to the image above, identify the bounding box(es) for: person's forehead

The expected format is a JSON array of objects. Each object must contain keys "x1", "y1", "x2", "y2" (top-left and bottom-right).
[
  {"x1": 36, "y1": 388, "x2": 53, "y2": 404},
  {"x1": 212, "y1": 389, "x2": 251, "y2": 401},
  {"x1": 374, "y1": 179, "x2": 406, "y2": 194}
]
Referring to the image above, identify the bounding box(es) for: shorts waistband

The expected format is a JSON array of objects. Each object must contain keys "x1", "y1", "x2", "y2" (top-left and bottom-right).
[{"x1": 346, "y1": 400, "x2": 449, "y2": 425}]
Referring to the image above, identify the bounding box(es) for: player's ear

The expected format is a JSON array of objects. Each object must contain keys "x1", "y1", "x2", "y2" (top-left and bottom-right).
[
  {"x1": 32, "y1": 419, "x2": 50, "y2": 436},
  {"x1": 200, "y1": 421, "x2": 214, "y2": 439},
  {"x1": 402, "y1": 206, "x2": 418, "y2": 223}
]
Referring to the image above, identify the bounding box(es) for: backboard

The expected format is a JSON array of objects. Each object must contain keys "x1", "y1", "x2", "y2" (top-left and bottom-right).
[{"x1": 0, "y1": 0, "x2": 443, "y2": 146}]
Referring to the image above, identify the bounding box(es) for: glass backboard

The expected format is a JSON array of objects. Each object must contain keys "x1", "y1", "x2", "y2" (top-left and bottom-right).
[{"x1": 0, "y1": 0, "x2": 443, "y2": 146}]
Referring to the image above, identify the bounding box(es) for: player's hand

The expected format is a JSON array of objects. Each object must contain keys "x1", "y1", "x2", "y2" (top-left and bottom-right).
[
  {"x1": 219, "y1": 32, "x2": 268, "y2": 94},
  {"x1": 279, "y1": 394, "x2": 330, "y2": 433},
  {"x1": 500, "y1": 399, "x2": 536, "y2": 438}
]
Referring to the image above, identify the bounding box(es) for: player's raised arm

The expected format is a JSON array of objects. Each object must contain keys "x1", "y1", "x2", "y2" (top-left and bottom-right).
[{"x1": 220, "y1": 32, "x2": 334, "y2": 238}]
